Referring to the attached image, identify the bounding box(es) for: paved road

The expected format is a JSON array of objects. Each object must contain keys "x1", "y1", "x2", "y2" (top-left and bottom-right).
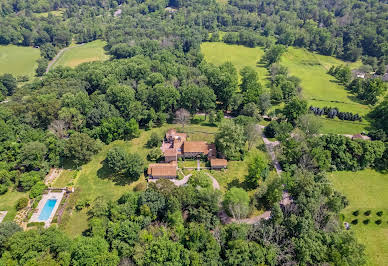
[
  {"x1": 205, "y1": 172, "x2": 220, "y2": 190},
  {"x1": 45, "y1": 43, "x2": 85, "y2": 73}
]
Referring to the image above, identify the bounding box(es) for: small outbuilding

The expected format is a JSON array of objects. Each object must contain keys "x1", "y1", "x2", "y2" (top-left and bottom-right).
[{"x1": 210, "y1": 158, "x2": 228, "y2": 170}]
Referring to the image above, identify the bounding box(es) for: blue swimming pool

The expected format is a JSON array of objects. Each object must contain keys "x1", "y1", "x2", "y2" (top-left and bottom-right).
[{"x1": 38, "y1": 199, "x2": 57, "y2": 221}]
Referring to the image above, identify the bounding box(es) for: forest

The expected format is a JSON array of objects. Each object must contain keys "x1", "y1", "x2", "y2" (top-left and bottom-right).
[{"x1": 0, "y1": 0, "x2": 387, "y2": 265}]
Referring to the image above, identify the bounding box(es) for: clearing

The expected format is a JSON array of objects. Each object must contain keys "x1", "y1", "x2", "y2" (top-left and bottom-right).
[
  {"x1": 201, "y1": 42, "x2": 369, "y2": 134},
  {"x1": 0, "y1": 45, "x2": 40, "y2": 78},
  {"x1": 52, "y1": 40, "x2": 109, "y2": 69},
  {"x1": 329, "y1": 169, "x2": 388, "y2": 266},
  {"x1": 0, "y1": 189, "x2": 28, "y2": 222}
]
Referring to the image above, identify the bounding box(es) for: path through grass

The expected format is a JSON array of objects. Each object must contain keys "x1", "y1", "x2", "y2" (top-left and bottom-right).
[
  {"x1": 329, "y1": 169, "x2": 388, "y2": 265},
  {"x1": 52, "y1": 40, "x2": 109, "y2": 69}
]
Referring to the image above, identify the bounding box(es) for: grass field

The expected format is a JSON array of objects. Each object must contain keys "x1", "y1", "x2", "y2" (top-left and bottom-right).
[
  {"x1": 0, "y1": 45, "x2": 40, "y2": 78},
  {"x1": 34, "y1": 8, "x2": 65, "y2": 17},
  {"x1": 281, "y1": 47, "x2": 367, "y2": 115},
  {"x1": 52, "y1": 170, "x2": 76, "y2": 188},
  {"x1": 201, "y1": 42, "x2": 370, "y2": 134},
  {"x1": 0, "y1": 189, "x2": 28, "y2": 222},
  {"x1": 53, "y1": 40, "x2": 109, "y2": 69},
  {"x1": 201, "y1": 42, "x2": 269, "y2": 84},
  {"x1": 329, "y1": 169, "x2": 388, "y2": 265}
]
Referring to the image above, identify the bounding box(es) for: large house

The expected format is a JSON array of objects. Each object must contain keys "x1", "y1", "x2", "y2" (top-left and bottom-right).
[{"x1": 148, "y1": 129, "x2": 227, "y2": 179}]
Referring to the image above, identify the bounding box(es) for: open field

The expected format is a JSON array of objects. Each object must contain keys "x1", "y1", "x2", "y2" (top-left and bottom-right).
[
  {"x1": 52, "y1": 40, "x2": 109, "y2": 69},
  {"x1": 0, "y1": 189, "x2": 28, "y2": 222},
  {"x1": 0, "y1": 45, "x2": 40, "y2": 78},
  {"x1": 318, "y1": 117, "x2": 369, "y2": 134},
  {"x1": 281, "y1": 47, "x2": 367, "y2": 115},
  {"x1": 51, "y1": 170, "x2": 76, "y2": 188},
  {"x1": 34, "y1": 8, "x2": 65, "y2": 17},
  {"x1": 201, "y1": 42, "x2": 269, "y2": 84},
  {"x1": 201, "y1": 42, "x2": 370, "y2": 133},
  {"x1": 329, "y1": 169, "x2": 388, "y2": 265}
]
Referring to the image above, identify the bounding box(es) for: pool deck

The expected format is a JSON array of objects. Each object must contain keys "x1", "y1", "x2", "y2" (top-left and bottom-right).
[
  {"x1": 0, "y1": 211, "x2": 7, "y2": 223},
  {"x1": 29, "y1": 191, "x2": 65, "y2": 228}
]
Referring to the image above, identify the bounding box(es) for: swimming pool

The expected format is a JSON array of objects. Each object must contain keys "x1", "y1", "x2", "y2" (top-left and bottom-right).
[{"x1": 38, "y1": 199, "x2": 57, "y2": 221}]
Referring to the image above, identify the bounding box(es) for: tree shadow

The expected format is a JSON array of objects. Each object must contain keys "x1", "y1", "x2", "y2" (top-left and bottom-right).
[
  {"x1": 97, "y1": 163, "x2": 138, "y2": 186},
  {"x1": 227, "y1": 177, "x2": 251, "y2": 191}
]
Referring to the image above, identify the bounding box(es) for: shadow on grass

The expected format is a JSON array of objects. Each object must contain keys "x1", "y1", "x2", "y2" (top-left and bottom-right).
[
  {"x1": 97, "y1": 163, "x2": 138, "y2": 186},
  {"x1": 227, "y1": 177, "x2": 252, "y2": 191}
]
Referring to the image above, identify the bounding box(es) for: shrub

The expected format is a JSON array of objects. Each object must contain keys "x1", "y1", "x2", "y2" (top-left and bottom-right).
[
  {"x1": 375, "y1": 220, "x2": 382, "y2": 225},
  {"x1": 364, "y1": 210, "x2": 371, "y2": 216},
  {"x1": 353, "y1": 210, "x2": 359, "y2": 216},
  {"x1": 146, "y1": 132, "x2": 162, "y2": 148},
  {"x1": 134, "y1": 182, "x2": 147, "y2": 192},
  {"x1": 27, "y1": 222, "x2": 45, "y2": 227},
  {"x1": 0, "y1": 184, "x2": 8, "y2": 195},
  {"x1": 376, "y1": 211, "x2": 383, "y2": 217},
  {"x1": 351, "y1": 219, "x2": 358, "y2": 225},
  {"x1": 363, "y1": 219, "x2": 370, "y2": 225},
  {"x1": 15, "y1": 198, "x2": 28, "y2": 210}
]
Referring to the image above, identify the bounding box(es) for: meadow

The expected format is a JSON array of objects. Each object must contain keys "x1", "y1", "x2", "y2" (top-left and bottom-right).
[
  {"x1": 0, "y1": 189, "x2": 28, "y2": 222},
  {"x1": 329, "y1": 169, "x2": 388, "y2": 266},
  {"x1": 201, "y1": 42, "x2": 370, "y2": 134},
  {"x1": 0, "y1": 45, "x2": 40, "y2": 78},
  {"x1": 52, "y1": 40, "x2": 109, "y2": 69}
]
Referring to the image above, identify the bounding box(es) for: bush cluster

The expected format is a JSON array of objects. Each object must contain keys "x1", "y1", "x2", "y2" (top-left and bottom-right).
[{"x1": 309, "y1": 106, "x2": 362, "y2": 121}]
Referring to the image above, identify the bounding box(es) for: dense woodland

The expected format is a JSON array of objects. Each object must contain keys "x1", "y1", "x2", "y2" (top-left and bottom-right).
[{"x1": 0, "y1": 0, "x2": 387, "y2": 265}]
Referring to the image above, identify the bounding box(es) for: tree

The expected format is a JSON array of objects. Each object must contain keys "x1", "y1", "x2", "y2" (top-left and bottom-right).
[
  {"x1": 261, "y1": 45, "x2": 287, "y2": 65},
  {"x1": 19, "y1": 141, "x2": 47, "y2": 170},
  {"x1": 283, "y1": 97, "x2": 308, "y2": 123},
  {"x1": 225, "y1": 240, "x2": 266, "y2": 265},
  {"x1": 40, "y1": 43, "x2": 57, "y2": 60},
  {"x1": 126, "y1": 153, "x2": 144, "y2": 180},
  {"x1": 369, "y1": 97, "x2": 388, "y2": 134},
  {"x1": 0, "y1": 222, "x2": 21, "y2": 255},
  {"x1": 146, "y1": 132, "x2": 162, "y2": 148},
  {"x1": 63, "y1": 132, "x2": 101, "y2": 166},
  {"x1": 223, "y1": 187, "x2": 250, "y2": 219},
  {"x1": 240, "y1": 66, "x2": 262, "y2": 104},
  {"x1": 180, "y1": 85, "x2": 216, "y2": 115},
  {"x1": 0, "y1": 74, "x2": 17, "y2": 96},
  {"x1": 174, "y1": 108, "x2": 191, "y2": 128},
  {"x1": 246, "y1": 153, "x2": 269, "y2": 188},
  {"x1": 258, "y1": 93, "x2": 272, "y2": 115},
  {"x1": 297, "y1": 114, "x2": 322, "y2": 136},
  {"x1": 147, "y1": 148, "x2": 163, "y2": 161},
  {"x1": 104, "y1": 147, "x2": 130, "y2": 174},
  {"x1": 215, "y1": 120, "x2": 246, "y2": 160},
  {"x1": 36, "y1": 58, "x2": 48, "y2": 76},
  {"x1": 246, "y1": 123, "x2": 261, "y2": 150}
]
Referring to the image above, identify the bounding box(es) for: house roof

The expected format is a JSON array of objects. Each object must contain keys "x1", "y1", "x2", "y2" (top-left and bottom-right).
[
  {"x1": 148, "y1": 163, "x2": 177, "y2": 177},
  {"x1": 164, "y1": 148, "x2": 177, "y2": 157},
  {"x1": 210, "y1": 159, "x2": 228, "y2": 167},
  {"x1": 183, "y1": 141, "x2": 209, "y2": 154}
]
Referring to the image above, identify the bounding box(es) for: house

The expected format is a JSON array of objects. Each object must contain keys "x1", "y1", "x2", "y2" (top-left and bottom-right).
[
  {"x1": 163, "y1": 129, "x2": 187, "y2": 162},
  {"x1": 210, "y1": 159, "x2": 228, "y2": 170},
  {"x1": 183, "y1": 141, "x2": 216, "y2": 159},
  {"x1": 147, "y1": 162, "x2": 177, "y2": 179}
]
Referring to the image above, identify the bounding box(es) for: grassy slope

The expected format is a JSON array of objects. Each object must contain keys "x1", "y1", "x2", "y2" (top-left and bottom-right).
[
  {"x1": 200, "y1": 42, "x2": 269, "y2": 84},
  {"x1": 328, "y1": 169, "x2": 388, "y2": 266},
  {"x1": 0, "y1": 189, "x2": 28, "y2": 222},
  {"x1": 53, "y1": 40, "x2": 109, "y2": 69},
  {"x1": 201, "y1": 42, "x2": 369, "y2": 134},
  {"x1": 0, "y1": 45, "x2": 40, "y2": 78}
]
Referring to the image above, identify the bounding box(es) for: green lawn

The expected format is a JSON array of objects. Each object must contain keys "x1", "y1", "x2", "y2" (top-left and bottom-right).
[
  {"x1": 281, "y1": 47, "x2": 367, "y2": 115},
  {"x1": 34, "y1": 8, "x2": 65, "y2": 17},
  {"x1": 53, "y1": 40, "x2": 109, "y2": 69},
  {"x1": 0, "y1": 189, "x2": 28, "y2": 222},
  {"x1": 51, "y1": 170, "x2": 77, "y2": 188},
  {"x1": 0, "y1": 45, "x2": 40, "y2": 78},
  {"x1": 328, "y1": 169, "x2": 388, "y2": 266},
  {"x1": 201, "y1": 42, "x2": 369, "y2": 134},
  {"x1": 201, "y1": 42, "x2": 269, "y2": 84}
]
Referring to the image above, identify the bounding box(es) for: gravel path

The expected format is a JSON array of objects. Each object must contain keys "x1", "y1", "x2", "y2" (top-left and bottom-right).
[{"x1": 258, "y1": 125, "x2": 282, "y2": 175}]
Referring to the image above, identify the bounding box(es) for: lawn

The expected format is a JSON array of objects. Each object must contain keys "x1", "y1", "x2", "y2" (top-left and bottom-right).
[
  {"x1": 34, "y1": 8, "x2": 65, "y2": 17},
  {"x1": 201, "y1": 42, "x2": 369, "y2": 134},
  {"x1": 60, "y1": 123, "x2": 219, "y2": 236},
  {"x1": 328, "y1": 169, "x2": 388, "y2": 266},
  {"x1": 0, "y1": 189, "x2": 28, "y2": 222},
  {"x1": 52, "y1": 40, "x2": 109, "y2": 69},
  {"x1": 0, "y1": 45, "x2": 40, "y2": 78},
  {"x1": 51, "y1": 170, "x2": 77, "y2": 188},
  {"x1": 200, "y1": 42, "x2": 269, "y2": 84},
  {"x1": 281, "y1": 47, "x2": 367, "y2": 115}
]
